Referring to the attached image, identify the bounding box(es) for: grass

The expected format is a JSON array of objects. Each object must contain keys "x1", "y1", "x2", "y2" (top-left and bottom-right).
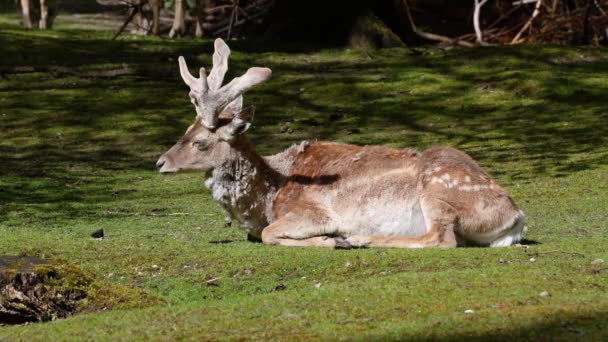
[{"x1": 1, "y1": 9, "x2": 608, "y2": 341}]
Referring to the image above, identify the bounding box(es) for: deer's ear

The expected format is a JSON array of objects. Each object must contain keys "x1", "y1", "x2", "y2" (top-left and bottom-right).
[
  {"x1": 229, "y1": 119, "x2": 252, "y2": 137},
  {"x1": 220, "y1": 108, "x2": 254, "y2": 142}
]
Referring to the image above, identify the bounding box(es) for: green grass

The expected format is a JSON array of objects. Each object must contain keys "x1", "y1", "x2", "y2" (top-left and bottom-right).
[{"x1": 1, "y1": 12, "x2": 608, "y2": 341}]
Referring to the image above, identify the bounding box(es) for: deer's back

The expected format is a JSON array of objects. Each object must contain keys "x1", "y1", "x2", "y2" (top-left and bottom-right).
[{"x1": 272, "y1": 142, "x2": 423, "y2": 226}]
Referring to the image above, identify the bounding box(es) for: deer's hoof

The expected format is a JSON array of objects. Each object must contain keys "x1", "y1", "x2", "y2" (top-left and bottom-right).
[
  {"x1": 345, "y1": 236, "x2": 370, "y2": 248},
  {"x1": 334, "y1": 237, "x2": 352, "y2": 250}
]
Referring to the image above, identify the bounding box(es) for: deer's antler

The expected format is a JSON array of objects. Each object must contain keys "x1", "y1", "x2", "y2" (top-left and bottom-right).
[{"x1": 178, "y1": 39, "x2": 271, "y2": 129}]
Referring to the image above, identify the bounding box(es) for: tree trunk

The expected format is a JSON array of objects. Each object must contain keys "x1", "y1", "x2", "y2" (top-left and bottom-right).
[
  {"x1": 20, "y1": 0, "x2": 33, "y2": 29},
  {"x1": 169, "y1": 0, "x2": 185, "y2": 38},
  {"x1": 39, "y1": 0, "x2": 48, "y2": 29},
  {"x1": 194, "y1": 0, "x2": 207, "y2": 38},
  {"x1": 150, "y1": 0, "x2": 161, "y2": 35}
]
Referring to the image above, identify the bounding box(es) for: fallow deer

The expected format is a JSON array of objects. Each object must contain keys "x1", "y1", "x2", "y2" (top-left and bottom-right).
[{"x1": 156, "y1": 39, "x2": 526, "y2": 248}]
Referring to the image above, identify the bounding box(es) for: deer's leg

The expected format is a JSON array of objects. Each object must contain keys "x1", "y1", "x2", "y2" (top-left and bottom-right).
[
  {"x1": 216, "y1": 203, "x2": 233, "y2": 228},
  {"x1": 261, "y1": 209, "x2": 345, "y2": 248},
  {"x1": 346, "y1": 198, "x2": 458, "y2": 249}
]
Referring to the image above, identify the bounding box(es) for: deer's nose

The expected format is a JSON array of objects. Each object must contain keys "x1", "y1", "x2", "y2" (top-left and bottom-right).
[{"x1": 156, "y1": 158, "x2": 166, "y2": 170}]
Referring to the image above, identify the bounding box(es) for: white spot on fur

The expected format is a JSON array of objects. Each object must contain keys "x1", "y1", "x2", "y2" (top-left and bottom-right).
[
  {"x1": 434, "y1": 166, "x2": 442, "y2": 172},
  {"x1": 465, "y1": 176, "x2": 471, "y2": 182},
  {"x1": 441, "y1": 173, "x2": 451, "y2": 181},
  {"x1": 459, "y1": 185, "x2": 472, "y2": 191},
  {"x1": 473, "y1": 184, "x2": 481, "y2": 191}
]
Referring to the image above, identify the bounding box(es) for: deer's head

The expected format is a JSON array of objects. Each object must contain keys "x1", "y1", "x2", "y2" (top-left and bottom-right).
[{"x1": 156, "y1": 39, "x2": 271, "y2": 174}]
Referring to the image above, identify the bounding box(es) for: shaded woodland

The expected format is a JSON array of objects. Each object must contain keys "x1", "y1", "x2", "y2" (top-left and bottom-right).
[{"x1": 14, "y1": 0, "x2": 608, "y2": 46}]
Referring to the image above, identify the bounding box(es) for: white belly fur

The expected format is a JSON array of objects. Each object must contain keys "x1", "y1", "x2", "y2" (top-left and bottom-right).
[{"x1": 338, "y1": 199, "x2": 428, "y2": 237}]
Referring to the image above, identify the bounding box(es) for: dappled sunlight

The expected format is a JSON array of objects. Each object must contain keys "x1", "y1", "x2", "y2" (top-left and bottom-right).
[{"x1": 0, "y1": 14, "x2": 607, "y2": 339}]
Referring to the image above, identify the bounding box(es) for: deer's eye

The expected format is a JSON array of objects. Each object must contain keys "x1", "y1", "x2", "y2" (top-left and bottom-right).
[{"x1": 193, "y1": 139, "x2": 210, "y2": 151}]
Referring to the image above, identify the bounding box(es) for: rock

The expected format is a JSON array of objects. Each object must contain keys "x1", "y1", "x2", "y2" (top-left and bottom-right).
[
  {"x1": 529, "y1": 258, "x2": 536, "y2": 263},
  {"x1": 590, "y1": 258, "x2": 604, "y2": 265},
  {"x1": 90, "y1": 229, "x2": 104, "y2": 239},
  {"x1": 0, "y1": 256, "x2": 90, "y2": 325},
  {"x1": 539, "y1": 291, "x2": 550, "y2": 297},
  {"x1": 464, "y1": 309, "x2": 475, "y2": 314}
]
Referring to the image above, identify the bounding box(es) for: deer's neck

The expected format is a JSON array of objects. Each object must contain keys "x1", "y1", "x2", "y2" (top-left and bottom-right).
[{"x1": 204, "y1": 139, "x2": 285, "y2": 237}]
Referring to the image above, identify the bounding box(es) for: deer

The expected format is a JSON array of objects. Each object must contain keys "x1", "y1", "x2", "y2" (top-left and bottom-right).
[{"x1": 156, "y1": 39, "x2": 526, "y2": 249}]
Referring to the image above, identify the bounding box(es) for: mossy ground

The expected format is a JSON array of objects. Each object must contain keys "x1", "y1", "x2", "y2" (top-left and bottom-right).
[
  {"x1": 0, "y1": 6, "x2": 607, "y2": 341},
  {"x1": 1, "y1": 255, "x2": 159, "y2": 325}
]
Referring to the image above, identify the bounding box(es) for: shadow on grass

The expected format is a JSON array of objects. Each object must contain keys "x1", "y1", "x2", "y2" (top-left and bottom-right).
[
  {"x1": 396, "y1": 310, "x2": 608, "y2": 341},
  {"x1": 1, "y1": 27, "x2": 607, "y2": 220}
]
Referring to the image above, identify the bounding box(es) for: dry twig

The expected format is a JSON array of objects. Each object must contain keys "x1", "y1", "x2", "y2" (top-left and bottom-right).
[
  {"x1": 512, "y1": 0, "x2": 543, "y2": 43},
  {"x1": 402, "y1": 0, "x2": 475, "y2": 47}
]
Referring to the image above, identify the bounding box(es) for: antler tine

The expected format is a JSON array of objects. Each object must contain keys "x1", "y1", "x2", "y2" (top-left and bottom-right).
[
  {"x1": 177, "y1": 42, "x2": 271, "y2": 129},
  {"x1": 178, "y1": 56, "x2": 199, "y2": 90},
  {"x1": 199, "y1": 67, "x2": 209, "y2": 92},
  {"x1": 207, "y1": 38, "x2": 230, "y2": 91},
  {"x1": 220, "y1": 67, "x2": 272, "y2": 102},
  {"x1": 198, "y1": 67, "x2": 270, "y2": 129}
]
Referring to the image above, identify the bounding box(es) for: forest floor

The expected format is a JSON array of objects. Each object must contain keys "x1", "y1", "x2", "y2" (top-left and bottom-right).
[{"x1": 0, "y1": 6, "x2": 607, "y2": 341}]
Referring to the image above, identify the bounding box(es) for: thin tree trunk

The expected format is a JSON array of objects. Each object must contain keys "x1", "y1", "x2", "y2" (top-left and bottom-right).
[
  {"x1": 150, "y1": 0, "x2": 161, "y2": 35},
  {"x1": 194, "y1": 0, "x2": 207, "y2": 38},
  {"x1": 38, "y1": 0, "x2": 48, "y2": 29},
  {"x1": 20, "y1": 0, "x2": 32, "y2": 29},
  {"x1": 473, "y1": 0, "x2": 489, "y2": 45},
  {"x1": 169, "y1": 0, "x2": 185, "y2": 38},
  {"x1": 195, "y1": 19, "x2": 204, "y2": 38}
]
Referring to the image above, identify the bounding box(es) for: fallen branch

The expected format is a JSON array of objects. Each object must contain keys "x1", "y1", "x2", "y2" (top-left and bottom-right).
[
  {"x1": 227, "y1": 0, "x2": 240, "y2": 40},
  {"x1": 402, "y1": 0, "x2": 475, "y2": 47},
  {"x1": 511, "y1": 0, "x2": 543, "y2": 43},
  {"x1": 111, "y1": 0, "x2": 148, "y2": 40},
  {"x1": 205, "y1": 277, "x2": 221, "y2": 286}
]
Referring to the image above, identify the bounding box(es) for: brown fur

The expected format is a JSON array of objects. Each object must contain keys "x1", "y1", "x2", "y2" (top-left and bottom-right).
[{"x1": 158, "y1": 118, "x2": 525, "y2": 249}]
